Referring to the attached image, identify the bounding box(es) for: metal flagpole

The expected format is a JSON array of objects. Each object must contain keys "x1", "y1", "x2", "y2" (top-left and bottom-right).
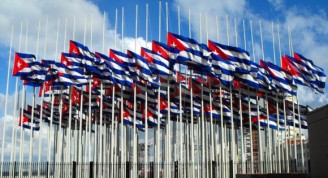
[
  {"x1": 155, "y1": 2, "x2": 162, "y2": 178},
  {"x1": 18, "y1": 86, "x2": 26, "y2": 178},
  {"x1": 247, "y1": 87, "x2": 254, "y2": 173},
  {"x1": 1, "y1": 26, "x2": 14, "y2": 178},
  {"x1": 55, "y1": 19, "x2": 66, "y2": 176},
  {"x1": 288, "y1": 27, "x2": 298, "y2": 168},
  {"x1": 27, "y1": 19, "x2": 41, "y2": 178},
  {"x1": 226, "y1": 15, "x2": 236, "y2": 178},
  {"x1": 46, "y1": 19, "x2": 59, "y2": 175},
  {"x1": 72, "y1": 16, "x2": 79, "y2": 165},
  {"x1": 260, "y1": 20, "x2": 273, "y2": 173},
  {"x1": 177, "y1": 5, "x2": 184, "y2": 178},
  {"x1": 290, "y1": 32, "x2": 305, "y2": 172},
  {"x1": 18, "y1": 23, "x2": 29, "y2": 177},
  {"x1": 290, "y1": 33, "x2": 305, "y2": 173},
  {"x1": 187, "y1": 10, "x2": 195, "y2": 178},
  {"x1": 248, "y1": 21, "x2": 260, "y2": 173},
  {"x1": 215, "y1": 15, "x2": 220, "y2": 177},
  {"x1": 252, "y1": 20, "x2": 263, "y2": 174},
  {"x1": 219, "y1": 84, "x2": 225, "y2": 178},
  {"x1": 206, "y1": 13, "x2": 215, "y2": 178},
  {"x1": 99, "y1": 10, "x2": 106, "y2": 177},
  {"x1": 276, "y1": 23, "x2": 289, "y2": 173},
  {"x1": 197, "y1": 12, "x2": 203, "y2": 178},
  {"x1": 250, "y1": 20, "x2": 255, "y2": 63},
  {"x1": 271, "y1": 21, "x2": 281, "y2": 173},
  {"x1": 10, "y1": 23, "x2": 23, "y2": 167},
  {"x1": 265, "y1": 93, "x2": 273, "y2": 173},
  {"x1": 275, "y1": 93, "x2": 281, "y2": 173},
  {"x1": 256, "y1": 90, "x2": 263, "y2": 173},
  {"x1": 165, "y1": 4, "x2": 171, "y2": 177},
  {"x1": 133, "y1": 5, "x2": 138, "y2": 178},
  {"x1": 144, "y1": 4, "x2": 149, "y2": 178},
  {"x1": 88, "y1": 14, "x2": 94, "y2": 168},
  {"x1": 120, "y1": 7, "x2": 125, "y2": 177},
  {"x1": 109, "y1": 8, "x2": 118, "y2": 178},
  {"x1": 283, "y1": 97, "x2": 289, "y2": 173},
  {"x1": 62, "y1": 18, "x2": 69, "y2": 168},
  {"x1": 234, "y1": 18, "x2": 245, "y2": 174},
  {"x1": 77, "y1": 16, "x2": 86, "y2": 177},
  {"x1": 242, "y1": 19, "x2": 248, "y2": 174},
  {"x1": 297, "y1": 96, "x2": 304, "y2": 172}
]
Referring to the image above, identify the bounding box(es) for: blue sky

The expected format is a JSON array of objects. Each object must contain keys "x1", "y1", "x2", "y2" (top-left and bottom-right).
[{"x1": 0, "y1": 0, "x2": 328, "y2": 119}]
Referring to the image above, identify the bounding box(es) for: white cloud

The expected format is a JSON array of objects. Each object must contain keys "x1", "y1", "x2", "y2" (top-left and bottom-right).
[
  {"x1": 267, "y1": 0, "x2": 284, "y2": 10},
  {"x1": 0, "y1": 0, "x2": 147, "y2": 59}
]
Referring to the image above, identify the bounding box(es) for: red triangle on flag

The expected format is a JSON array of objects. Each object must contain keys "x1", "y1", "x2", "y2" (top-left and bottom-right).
[{"x1": 12, "y1": 53, "x2": 29, "y2": 76}]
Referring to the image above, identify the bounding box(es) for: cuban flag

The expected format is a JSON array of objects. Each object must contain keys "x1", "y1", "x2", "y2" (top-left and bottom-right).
[
  {"x1": 127, "y1": 50, "x2": 154, "y2": 82},
  {"x1": 69, "y1": 40, "x2": 103, "y2": 74},
  {"x1": 97, "y1": 52, "x2": 134, "y2": 87},
  {"x1": 140, "y1": 47, "x2": 172, "y2": 76},
  {"x1": 252, "y1": 115, "x2": 285, "y2": 131},
  {"x1": 204, "y1": 103, "x2": 231, "y2": 120},
  {"x1": 61, "y1": 53, "x2": 83, "y2": 69},
  {"x1": 19, "y1": 108, "x2": 40, "y2": 131},
  {"x1": 110, "y1": 49, "x2": 136, "y2": 75},
  {"x1": 286, "y1": 114, "x2": 308, "y2": 129},
  {"x1": 254, "y1": 63, "x2": 276, "y2": 91},
  {"x1": 125, "y1": 107, "x2": 145, "y2": 129},
  {"x1": 12, "y1": 52, "x2": 44, "y2": 76},
  {"x1": 69, "y1": 40, "x2": 94, "y2": 59},
  {"x1": 169, "y1": 101, "x2": 183, "y2": 115},
  {"x1": 21, "y1": 63, "x2": 48, "y2": 87},
  {"x1": 135, "y1": 85, "x2": 157, "y2": 104},
  {"x1": 140, "y1": 104, "x2": 158, "y2": 126},
  {"x1": 43, "y1": 60, "x2": 88, "y2": 86},
  {"x1": 208, "y1": 40, "x2": 259, "y2": 89},
  {"x1": 167, "y1": 32, "x2": 212, "y2": 72},
  {"x1": 293, "y1": 52, "x2": 326, "y2": 93},
  {"x1": 152, "y1": 40, "x2": 179, "y2": 69},
  {"x1": 152, "y1": 40, "x2": 179, "y2": 59},
  {"x1": 12, "y1": 52, "x2": 36, "y2": 76},
  {"x1": 209, "y1": 53, "x2": 235, "y2": 87},
  {"x1": 260, "y1": 60, "x2": 297, "y2": 95},
  {"x1": 119, "y1": 108, "x2": 133, "y2": 126},
  {"x1": 282, "y1": 55, "x2": 310, "y2": 87},
  {"x1": 208, "y1": 40, "x2": 252, "y2": 74}
]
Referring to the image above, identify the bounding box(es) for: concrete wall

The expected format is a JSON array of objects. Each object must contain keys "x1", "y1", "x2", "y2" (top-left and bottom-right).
[{"x1": 307, "y1": 104, "x2": 328, "y2": 178}]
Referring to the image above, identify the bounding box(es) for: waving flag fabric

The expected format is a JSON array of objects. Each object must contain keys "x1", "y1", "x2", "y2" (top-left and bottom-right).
[
  {"x1": 254, "y1": 63, "x2": 275, "y2": 91},
  {"x1": 208, "y1": 40, "x2": 252, "y2": 74},
  {"x1": 61, "y1": 53, "x2": 83, "y2": 68},
  {"x1": 293, "y1": 52, "x2": 326, "y2": 93},
  {"x1": 252, "y1": 116, "x2": 285, "y2": 131},
  {"x1": 127, "y1": 50, "x2": 154, "y2": 82},
  {"x1": 282, "y1": 55, "x2": 310, "y2": 87},
  {"x1": 69, "y1": 40, "x2": 104, "y2": 74},
  {"x1": 167, "y1": 32, "x2": 212, "y2": 72},
  {"x1": 95, "y1": 52, "x2": 134, "y2": 87},
  {"x1": 12, "y1": 52, "x2": 48, "y2": 86},
  {"x1": 141, "y1": 47, "x2": 172, "y2": 76},
  {"x1": 152, "y1": 40, "x2": 179, "y2": 63},
  {"x1": 208, "y1": 40, "x2": 260, "y2": 89},
  {"x1": 110, "y1": 49, "x2": 136, "y2": 74},
  {"x1": 260, "y1": 60, "x2": 296, "y2": 95},
  {"x1": 12, "y1": 52, "x2": 37, "y2": 76},
  {"x1": 43, "y1": 60, "x2": 88, "y2": 86},
  {"x1": 209, "y1": 53, "x2": 235, "y2": 87},
  {"x1": 69, "y1": 40, "x2": 94, "y2": 59}
]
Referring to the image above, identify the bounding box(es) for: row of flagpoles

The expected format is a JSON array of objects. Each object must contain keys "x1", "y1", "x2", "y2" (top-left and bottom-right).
[{"x1": 1, "y1": 2, "x2": 325, "y2": 178}]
